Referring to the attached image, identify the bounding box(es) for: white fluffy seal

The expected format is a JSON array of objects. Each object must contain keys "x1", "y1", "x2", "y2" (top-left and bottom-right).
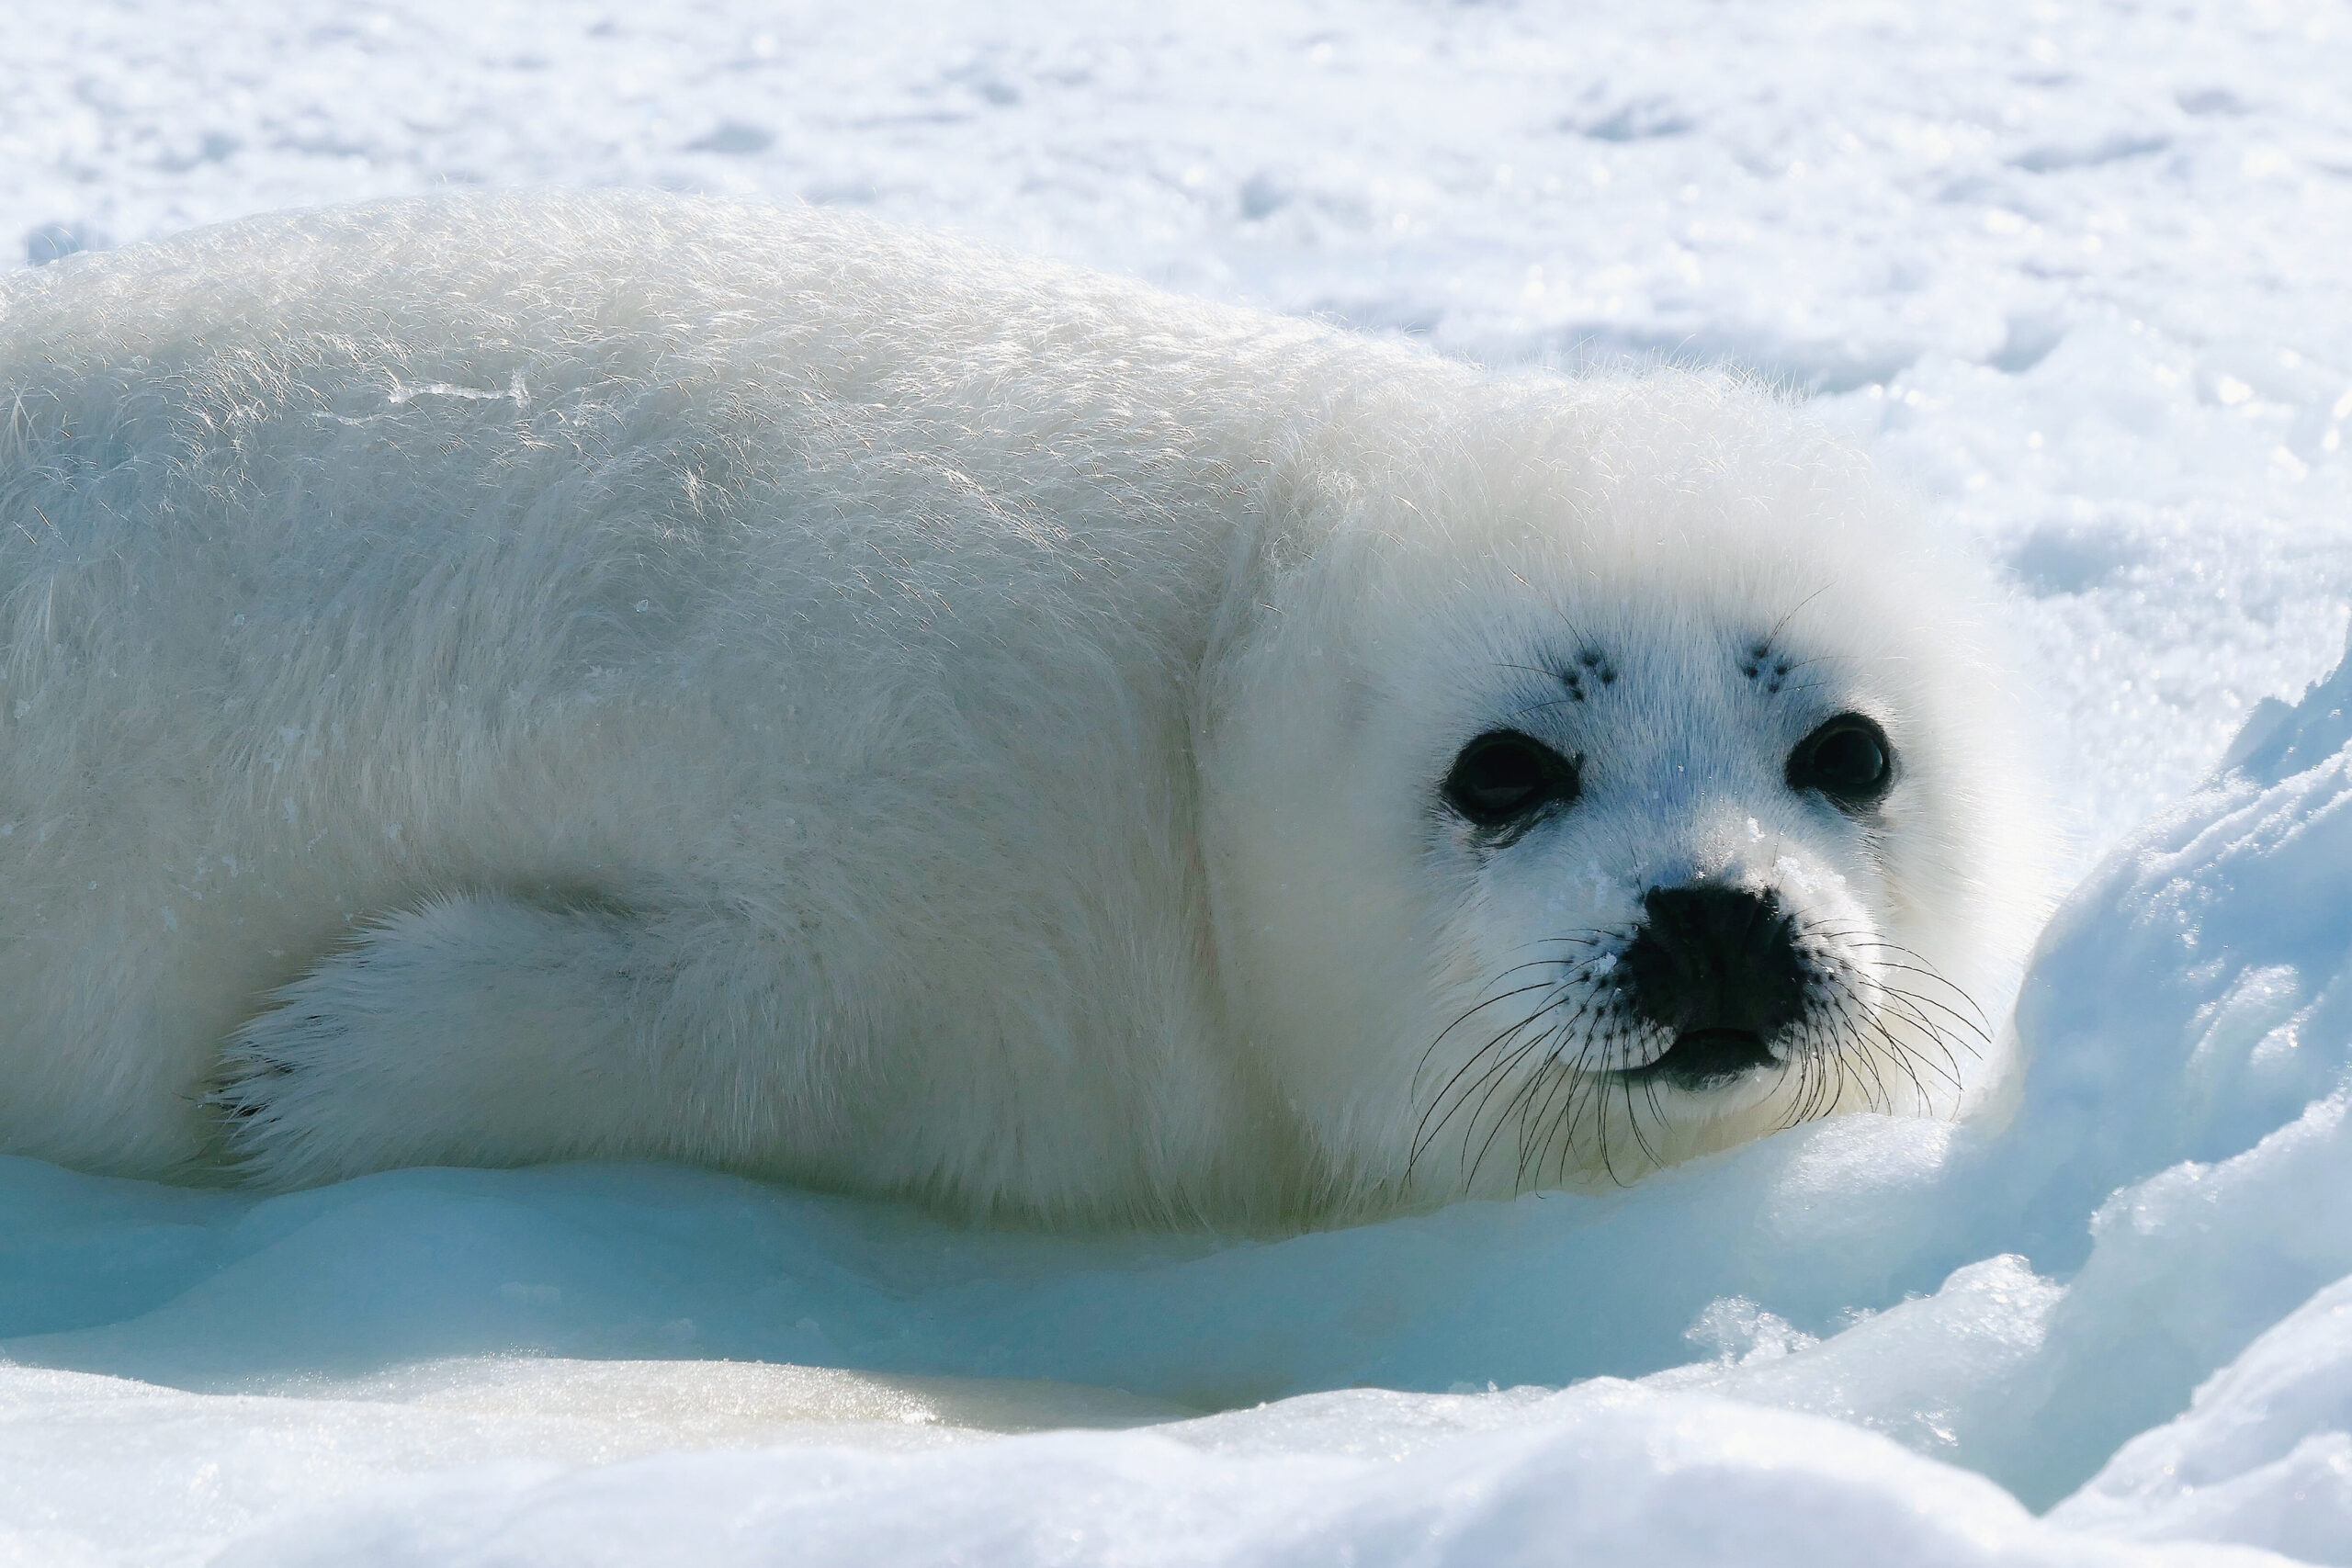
[{"x1": 0, "y1": 192, "x2": 2042, "y2": 1223}]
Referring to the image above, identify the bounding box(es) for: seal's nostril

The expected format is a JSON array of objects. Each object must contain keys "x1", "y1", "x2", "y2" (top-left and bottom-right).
[{"x1": 1622, "y1": 884, "x2": 1809, "y2": 1050}]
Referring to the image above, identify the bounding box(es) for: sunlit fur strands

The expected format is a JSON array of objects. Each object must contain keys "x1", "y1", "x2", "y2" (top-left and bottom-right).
[{"x1": 0, "y1": 191, "x2": 2045, "y2": 1224}]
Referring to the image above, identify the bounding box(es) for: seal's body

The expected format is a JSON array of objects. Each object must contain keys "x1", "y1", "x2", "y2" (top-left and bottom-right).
[{"x1": 0, "y1": 194, "x2": 2041, "y2": 1222}]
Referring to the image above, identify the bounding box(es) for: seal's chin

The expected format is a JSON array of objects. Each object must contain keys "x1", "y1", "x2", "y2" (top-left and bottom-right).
[{"x1": 1625, "y1": 1027, "x2": 1778, "y2": 1090}]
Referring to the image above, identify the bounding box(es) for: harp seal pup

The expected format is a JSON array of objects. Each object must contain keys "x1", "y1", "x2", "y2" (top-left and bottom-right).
[{"x1": 0, "y1": 192, "x2": 2043, "y2": 1223}]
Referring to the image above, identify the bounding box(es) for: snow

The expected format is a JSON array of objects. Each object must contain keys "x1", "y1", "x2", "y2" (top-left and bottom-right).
[{"x1": 6, "y1": 0, "x2": 2352, "y2": 1562}]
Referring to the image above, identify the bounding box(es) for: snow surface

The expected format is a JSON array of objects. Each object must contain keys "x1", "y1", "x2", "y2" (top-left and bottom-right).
[{"x1": 6, "y1": 0, "x2": 2352, "y2": 1562}]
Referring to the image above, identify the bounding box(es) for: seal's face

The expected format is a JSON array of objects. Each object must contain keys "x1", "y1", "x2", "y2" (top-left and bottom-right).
[
  {"x1": 1204, "y1": 400, "x2": 2030, "y2": 1209},
  {"x1": 1403, "y1": 618, "x2": 1979, "y2": 1193}
]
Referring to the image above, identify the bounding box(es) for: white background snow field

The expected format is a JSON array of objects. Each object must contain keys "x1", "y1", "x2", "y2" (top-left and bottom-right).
[{"x1": 5, "y1": 1, "x2": 2352, "y2": 1562}]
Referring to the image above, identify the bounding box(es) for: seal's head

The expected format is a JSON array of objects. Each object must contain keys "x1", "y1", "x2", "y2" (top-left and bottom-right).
[{"x1": 1204, "y1": 372, "x2": 2044, "y2": 1208}]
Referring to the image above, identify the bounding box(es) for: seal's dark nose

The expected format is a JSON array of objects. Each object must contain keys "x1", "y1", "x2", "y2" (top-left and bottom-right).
[{"x1": 1621, "y1": 885, "x2": 1807, "y2": 1085}]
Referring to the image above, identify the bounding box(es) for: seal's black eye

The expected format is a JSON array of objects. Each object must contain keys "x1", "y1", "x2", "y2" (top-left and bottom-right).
[
  {"x1": 1442, "y1": 731, "x2": 1581, "y2": 829},
  {"x1": 1786, "y1": 713, "x2": 1894, "y2": 811}
]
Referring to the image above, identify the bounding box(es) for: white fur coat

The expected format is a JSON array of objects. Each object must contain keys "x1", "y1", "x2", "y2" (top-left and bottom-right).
[{"x1": 0, "y1": 193, "x2": 2040, "y2": 1223}]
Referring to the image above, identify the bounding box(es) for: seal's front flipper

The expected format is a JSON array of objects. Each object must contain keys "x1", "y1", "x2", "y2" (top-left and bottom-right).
[{"x1": 212, "y1": 893, "x2": 676, "y2": 1189}]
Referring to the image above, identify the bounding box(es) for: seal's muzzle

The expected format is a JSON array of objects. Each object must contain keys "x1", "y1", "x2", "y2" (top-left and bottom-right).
[{"x1": 1622, "y1": 885, "x2": 1809, "y2": 1087}]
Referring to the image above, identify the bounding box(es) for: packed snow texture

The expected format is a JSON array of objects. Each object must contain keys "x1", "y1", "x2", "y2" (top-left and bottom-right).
[{"x1": 5, "y1": 0, "x2": 2352, "y2": 1563}]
